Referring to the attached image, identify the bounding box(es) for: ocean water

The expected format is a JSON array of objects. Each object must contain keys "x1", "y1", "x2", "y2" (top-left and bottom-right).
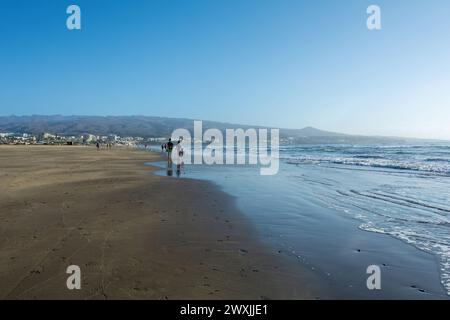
[
  {"x1": 281, "y1": 144, "x2": 450, "y2": 294},
  {"x1": 148, "y1": 144, "x2": 450, "y2": 297}
]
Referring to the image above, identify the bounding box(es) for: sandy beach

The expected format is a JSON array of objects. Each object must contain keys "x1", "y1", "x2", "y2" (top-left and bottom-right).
[{"x1": 0, "y1": 145, "x2": 318, "y2": 300}]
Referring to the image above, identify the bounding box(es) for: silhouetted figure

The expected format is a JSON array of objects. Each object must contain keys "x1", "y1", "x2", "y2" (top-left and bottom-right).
[{"x1": 166, "y1": 138, "x2": 174, "y2": 163}]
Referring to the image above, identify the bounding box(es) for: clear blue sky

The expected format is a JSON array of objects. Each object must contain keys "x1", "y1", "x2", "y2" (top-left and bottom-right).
[{"x1": 1, "y1": 0, "x2": 449, "y2": 139}]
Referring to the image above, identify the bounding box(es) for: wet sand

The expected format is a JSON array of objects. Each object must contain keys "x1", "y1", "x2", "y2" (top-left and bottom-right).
[
  {"x1": 154, "y1": 159, "x2": 450, "y2": 299},
  {"x1": 0, "y1": 145, "x2": 320, "y2": 300}
]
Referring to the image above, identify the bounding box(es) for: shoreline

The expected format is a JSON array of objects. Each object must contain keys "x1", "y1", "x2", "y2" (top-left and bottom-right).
[
  {"x1": 149, "y1": 154, "x2": 450, "y2": 299},
  {"x1": 0, "y1": 145, "x2": 320, "y2": 299}
]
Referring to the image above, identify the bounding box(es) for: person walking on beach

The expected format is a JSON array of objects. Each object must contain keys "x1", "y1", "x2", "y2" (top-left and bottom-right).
[
  {"x1": 96, "y1": 142, "x2": 100, "y2": 150},
  {"x1": 166, "y1": 138, "x2": 174, "y2": 163},
  {"x1": 176, "y1": 140, "x2": 184, "y2": 158},
  {"x1": 175, "y1": 139, "x2": 184, "y2": 177}
]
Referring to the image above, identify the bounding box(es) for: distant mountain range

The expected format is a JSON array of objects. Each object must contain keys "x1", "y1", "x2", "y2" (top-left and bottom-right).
[{"x1": 0, "y1": 115, "x2": 444, "y2": 144}]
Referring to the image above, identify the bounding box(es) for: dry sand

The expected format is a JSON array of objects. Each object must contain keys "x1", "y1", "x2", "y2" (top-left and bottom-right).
[{"x1": 0, "y1": 145, "x2": 317, "y2": 300}]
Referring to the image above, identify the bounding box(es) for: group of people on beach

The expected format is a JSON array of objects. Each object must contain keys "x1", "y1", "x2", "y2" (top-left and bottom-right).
[
  {"x1": 162, "y1": 138, "x2": 184, "y2": 177},
  {"x1": 162, "y1": 138, "x2": 184, "y2": 161},
  {"x1": 96, "y1": 142, "x2": 113, "y2": 150}
]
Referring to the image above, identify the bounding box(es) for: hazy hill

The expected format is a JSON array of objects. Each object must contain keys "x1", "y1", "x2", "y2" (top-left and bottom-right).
[
  {"x1": 0, "y1": 115, "x2": 443, "y2": 145},
  {"x1": 0, "y1": 115, "x2": 337, "y2": 138}
]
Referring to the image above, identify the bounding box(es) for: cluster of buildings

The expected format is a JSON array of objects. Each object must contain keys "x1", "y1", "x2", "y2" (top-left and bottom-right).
[{"x1": 0, "y1": 132, "x2": 167, "y2": 146}]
